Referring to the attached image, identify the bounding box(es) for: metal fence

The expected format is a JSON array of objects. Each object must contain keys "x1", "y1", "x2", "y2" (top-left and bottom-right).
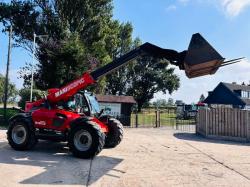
[
  {"x1": 175, "y1": 118, "x2": 197, "y2": 132},
  {"x1": 119, "y1": 108, "x2": 197, "y2": 132}
]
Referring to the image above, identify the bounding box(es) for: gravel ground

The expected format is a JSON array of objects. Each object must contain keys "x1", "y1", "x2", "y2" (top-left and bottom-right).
[{"x1": 0, "y1": 128, "x2": 250, "y2": 187}]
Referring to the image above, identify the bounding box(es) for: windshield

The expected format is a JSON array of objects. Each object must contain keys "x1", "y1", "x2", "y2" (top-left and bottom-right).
[{"x1": 84, "y1": 93, "x2": 101, "y2": 114}]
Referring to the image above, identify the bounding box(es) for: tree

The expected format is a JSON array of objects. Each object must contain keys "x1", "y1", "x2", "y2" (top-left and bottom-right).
[
  {"x1": 106, "y1": 22, "x2": 134, "y2": 95},
  {"x1": 18, "y1": 88, "x2": 45, "y2": 109},
  {"x1": 0, "y1": 74, "x2": 18, "y2": 103},
  {"x1": 20, "y1": 34, "x2": 89, "y2": 89},
  {"x1": 0, "y1": 0, "x2": 114, "y2": 92},
  {"x1": 126, "y1": 56, "x2": 180, "y2": 111},
  {"x1": 152, "y1": 99, "x2": 168, "y2": 107},
  {"x1": 199, "y1": 94, "x2": 206, "y2": 102},
  {"x1": 106, "y1": 35, "x2": 180, "y2": 111},
  {"x1": 0, "y1": 1, "x2": 181, "y2": 110},
  {"x1": 167, "y1": 98, "x2": 174, "y2": 106}
]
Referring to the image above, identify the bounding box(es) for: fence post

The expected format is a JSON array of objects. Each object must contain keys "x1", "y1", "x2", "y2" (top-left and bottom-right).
[
  {"x1": 155, "y1": 110, "x2": 160, "y2": 128},
  {"x1": 196, "y1": 110, "x2": 199, "y2": 134},
  {"x1": 247, "y1": 111, "x2": 250, "y2": 142},
  {"x1": 135, "y1": 113, "x2": 138, "y2": 128},
  {"x1": 205, "y1": 109, "x2": 208, "y2": 136},
  {"x1": 158, "y1": 111, "x2": 161, "y2": 127},
  {"x1": 155, "y1": 110, "x2": 158, "y2": 128}
]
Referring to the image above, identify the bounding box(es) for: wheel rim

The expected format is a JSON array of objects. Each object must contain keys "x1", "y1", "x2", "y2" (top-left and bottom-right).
[
  {"x1": 74, "y1": 130, "x2": 92, "y2": 151},
  {"x1": 12, "y1": 124, "x2": 27, "y2": 145}
]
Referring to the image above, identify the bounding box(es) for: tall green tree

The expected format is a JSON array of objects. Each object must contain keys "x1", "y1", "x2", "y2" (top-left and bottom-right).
[
  {"x1": 0, "y1": 74, "x2": 18, "y2": 103},
  {"x1": 126, "y1": 56, "x2": 180, "y2": 111},
  {"x1": 106, "y1": 36, "x2": 180, "y2": 111},
  {"x1": 0, "y1": 0, "x2": 114, "y2": 92},
  {"x1": 0, "y1": 0, "x2": 180, "y2": 110},
  {"x1": 106, "y1": 22, "x2": 133, "y2": 95},
  {"x1": 20, "y1": 33, "x2": 89, "y2": 89}
]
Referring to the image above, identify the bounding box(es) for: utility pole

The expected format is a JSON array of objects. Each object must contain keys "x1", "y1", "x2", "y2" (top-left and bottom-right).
[
  {"x1": 30, "y1": 33, "x2": 36, "y2": 102},
  {"x1": 30, "y1": 34, "x2": 48, "y2": 101},
  {"x1": 3, "y1": 25, "x2": 12, "y2": 121}
]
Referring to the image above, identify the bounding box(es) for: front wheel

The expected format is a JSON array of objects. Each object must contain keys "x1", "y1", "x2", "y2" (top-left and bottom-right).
[
  {"x1": 104, "y1": 118, "x2": 124, "y2": 148},
  {"x1": 68, "y1": 121, "x2": 105, "y2": 158},
  {"x1": 7, "y1": 117, "x2": 37, "y2": 150}
]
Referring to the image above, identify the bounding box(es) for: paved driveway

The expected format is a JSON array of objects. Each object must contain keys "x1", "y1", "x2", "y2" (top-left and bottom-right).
[{"x1": 0, "y1": 128, "x2": 250, "y2": 187}]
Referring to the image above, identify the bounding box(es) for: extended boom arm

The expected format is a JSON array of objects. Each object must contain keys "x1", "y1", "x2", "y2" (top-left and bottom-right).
[
  {"x1": 91, "y1": 33, "x2": 241, "y2": 80},
  {"x1": 45, "y1": 33, "x2": 240, "y2": 104}
]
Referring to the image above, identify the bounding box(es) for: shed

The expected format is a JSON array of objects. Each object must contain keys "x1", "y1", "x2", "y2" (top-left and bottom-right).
[{"x1": 96, "y1": 95, "x2": 137, "y2": 126}]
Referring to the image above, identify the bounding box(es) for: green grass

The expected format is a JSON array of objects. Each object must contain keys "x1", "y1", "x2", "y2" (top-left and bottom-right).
[
  {"x1": 130, "y1": 112, "x2": 177, "y2": 127},
  {"x1": 0, "y1": 108, "x2": 19, "y2": 127},
  {"x1": 130, "y1": 111, "x2": 195, "y2": 127}
]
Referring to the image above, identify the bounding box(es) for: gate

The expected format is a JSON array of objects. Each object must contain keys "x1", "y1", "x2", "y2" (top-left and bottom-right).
[
  {"x1": 175, "y1": 117, "x2": 197, "y2": 132},
  {"x1": 128, "y1": 108, "x2": 197, "y2": 132}
]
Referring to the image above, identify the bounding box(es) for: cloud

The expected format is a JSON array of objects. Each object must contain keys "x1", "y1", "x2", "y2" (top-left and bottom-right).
[
  {"x1": 153, "y1": 58, "x2": 250, "y2": 103},
  {"x1": 174, "y1": 0, "x2": 250, "y2": 17},
  {"x1": 166, "y1": 5, "x2": 177, "y2": 12},
  {"x1": 166, "y1": 0, "x2": 189, "y2": 12},
  {"x1": 178, "y1": 0, "x2": 190, "y2": 5},
  {"x1": 220, "y1": 0, "x2": 250, "y2": 17}
]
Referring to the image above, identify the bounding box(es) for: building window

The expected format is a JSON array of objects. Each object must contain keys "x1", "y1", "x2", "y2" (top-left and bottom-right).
[{"x1": 241, "y1": 91, "x2": 250, "y2": 98}]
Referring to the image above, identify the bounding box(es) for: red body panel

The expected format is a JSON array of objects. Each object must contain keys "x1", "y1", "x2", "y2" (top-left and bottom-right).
[
  {"x1": 25, "y1": 99, "x2": 45, "y2": 112},
  {"x1": 26, "y1": 72, "x2": 108, "y2": 134},
  {"x1": 32, "y1": 108, "x2": 108, "y2": 133}
]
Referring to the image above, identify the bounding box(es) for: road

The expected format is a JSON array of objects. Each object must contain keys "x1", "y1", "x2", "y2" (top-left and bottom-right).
[{"x1": 0, "y1": 128, "x2": 250, "y2": 187}]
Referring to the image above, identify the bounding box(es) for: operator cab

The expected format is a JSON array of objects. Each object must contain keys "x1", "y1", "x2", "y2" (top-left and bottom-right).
[{"x1": 64, "y1": 91, "x2": 101, "y2": 117}]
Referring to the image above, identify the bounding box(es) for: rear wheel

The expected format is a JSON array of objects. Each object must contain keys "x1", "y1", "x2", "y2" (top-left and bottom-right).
[
  {"x1": 7, "y1": 117, "x2": 37, "y2": 150},
  {"x1": 104, "y1": 118, "x2": 124, "y2": 148},
  {"x1": 68, "y1": 121, "x2": 105, "y2": 158}
]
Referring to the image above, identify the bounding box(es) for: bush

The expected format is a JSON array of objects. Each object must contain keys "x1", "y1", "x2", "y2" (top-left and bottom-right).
[
  {"x1": 18, "y1": 88, "x2": 46, "y2": 109},
  {"x1": 0, "y1": 108, "x2": 19, "y2": 126}
]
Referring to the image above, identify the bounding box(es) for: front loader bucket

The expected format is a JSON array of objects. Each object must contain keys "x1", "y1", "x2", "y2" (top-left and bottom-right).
[{"x1": 184, "y1": 33, "x2": 225, "y2": 78}]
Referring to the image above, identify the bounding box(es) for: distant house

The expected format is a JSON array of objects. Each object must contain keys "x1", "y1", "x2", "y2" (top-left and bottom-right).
[
  {"x1": 204, "y1": 82, "x2": 250, "y2": 109},
  {"x1": 96, "y1": 95, "x2": 137, "y2": 126}
]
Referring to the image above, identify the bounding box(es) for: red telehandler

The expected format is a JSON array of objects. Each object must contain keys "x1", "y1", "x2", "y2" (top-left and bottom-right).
[{"x1": 7, "y1": 33, "x2": 240, "y2": 158}]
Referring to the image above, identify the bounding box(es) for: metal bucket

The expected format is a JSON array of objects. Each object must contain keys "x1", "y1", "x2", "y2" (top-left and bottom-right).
[{"x1": 184, "y1": 33, "x2": 225, "y2": 78}]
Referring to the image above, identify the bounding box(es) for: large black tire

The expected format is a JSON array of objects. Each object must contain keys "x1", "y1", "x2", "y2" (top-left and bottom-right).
[
  {"x1": 104, "y1": 118, "x2": 124, "y2": 148},
  {"x1": 68, "y1": 121, "x2": 105, "y2": 159},
  {"x1": 7, "y1": 116, "x2": 37, "y2": 151}
]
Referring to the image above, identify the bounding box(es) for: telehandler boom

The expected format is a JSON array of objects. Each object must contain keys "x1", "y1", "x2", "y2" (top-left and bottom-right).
[{"x1": 7, "y1": 33, "x2": 239, "y2": 158}]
